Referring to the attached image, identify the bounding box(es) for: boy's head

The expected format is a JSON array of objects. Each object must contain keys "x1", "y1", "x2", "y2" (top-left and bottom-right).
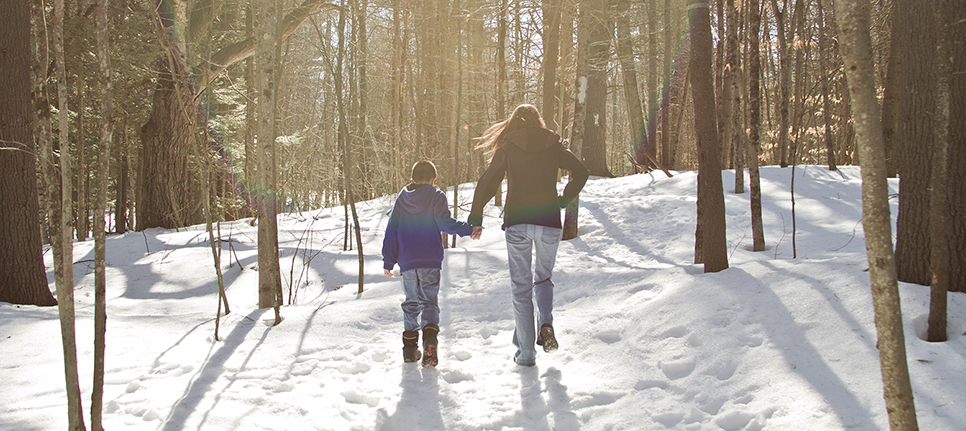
[{"x1": 411, "y1": 160, "x2": 437, "y2": 184}]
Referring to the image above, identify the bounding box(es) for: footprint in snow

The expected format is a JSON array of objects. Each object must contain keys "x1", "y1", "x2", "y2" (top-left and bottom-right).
[
  {"x1": 659, "y1": 357, "x2": 695, "y2": 380},
  {"x1": 596, "y1": 329, "x2": 621, "y2": 344},
  {"x1": 341, "y1": 389, "x2": 380, "y2": 407}
]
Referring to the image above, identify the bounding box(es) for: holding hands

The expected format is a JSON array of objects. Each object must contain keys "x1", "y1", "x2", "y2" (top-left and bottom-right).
[{"x1": 471, "y1": 226, "x2": 484, "y2": 240}]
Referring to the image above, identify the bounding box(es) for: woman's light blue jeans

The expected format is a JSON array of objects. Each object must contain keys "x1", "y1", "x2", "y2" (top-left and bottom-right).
[
  {"x1": 401, "y1": 268, "x2": 441, "y2": 332},
  {"x1": 505, "y1": 224, "x2": 562, "y2": 366}
]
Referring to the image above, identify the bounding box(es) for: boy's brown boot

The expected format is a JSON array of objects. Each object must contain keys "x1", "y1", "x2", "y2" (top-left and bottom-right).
[
  {"x1": 421, "y1": 324, "x2": 439, "y2": 367},
  {"x1": 402, "y1": 331, "x2": 421, "y2": 363}
]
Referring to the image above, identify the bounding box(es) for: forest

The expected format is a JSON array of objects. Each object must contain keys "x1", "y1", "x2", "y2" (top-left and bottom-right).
[{"x1": 0, "y1": 0, "x2": 963, "y2": 430}]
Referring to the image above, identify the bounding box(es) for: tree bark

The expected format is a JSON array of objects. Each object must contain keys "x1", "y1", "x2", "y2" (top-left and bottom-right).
[
  {"x1": 53, "y1": 0, "x2": 86, "y2": 428},
  {"x1": 542, "y1": 0, "x2": 562, "y2": 131},
  {"x1": 769, "y1": 0, "x2": 790, "y2": 168},
  {"x1": 834, "y1": 0, "x2": 920, "y2": 429},
  {"x1": 942, "y1": 0, "x2": 966, "y2": 293},
  {"x1": 748, "y1": 0, "x2": 766, "y2": 252},
  {"x1": 615, "y1": 0, "x2": 646, "y2": 171},
  {"x1": 690, "y1": 0, "x2": 729, "y2": 273},
  {"x1": 581, "y1": 0, "x2": 612, "y2": 177},
  {"x1": 92, "y1": 2, "x2": 114, "y2": 429},
  {"x1": 894, "y1": 0, "x2": 937, "y2": 287},
  {"x1": 256, "y1": 0, "x2": 283, "y2": 313},
  {"x1": 727, "y1": 0, "x2": 744, "y2": 193},
  {"x1": 819, "y1": 0, "x2": 838, "y2": 171},
  {"x1": 0, "y1": 0, "x2": 58, "y2": 307},
  {"x1": 564, "y1": 0, "x2": 592, "y2": 241}
]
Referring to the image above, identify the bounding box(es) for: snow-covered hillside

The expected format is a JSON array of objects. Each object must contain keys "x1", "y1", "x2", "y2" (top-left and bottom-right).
[{"x1": 1, "y1": 165, "x2": 963, "y2": 430}]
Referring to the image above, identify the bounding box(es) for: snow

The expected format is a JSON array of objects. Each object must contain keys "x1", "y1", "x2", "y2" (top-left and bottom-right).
[{"x1": 2, "y1": 165, "x2": 964, "y2": 431}]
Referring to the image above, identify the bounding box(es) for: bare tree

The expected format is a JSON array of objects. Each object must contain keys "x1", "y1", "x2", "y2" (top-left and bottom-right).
[
  {"x1": 91, "y1": 2, "x2": 115, "y2": 429},
  {"x1": 727, "y1": 0, "x2": 744, "y2": 193},
  {"x1": 834, "y1": 0, "x2": 919, "y2": 428},
  {"x1": 580, "y1": 0, "x2": 611, "y2": 177},
  {"x1": 256, "y1": 0, "x2": 284, "y2": 322},
  {"x1": 53, "y1": 0, "x2": 86, "y2": 428},
  {"x1": 690, "y1": 0, "x2": 729, "y2": 273},
  {"x1": 819, "y1": 0, "x2": 837, "y2": 171},
  {"x1": 748, "y1": 0, "x2": 766, "y2": 252}
]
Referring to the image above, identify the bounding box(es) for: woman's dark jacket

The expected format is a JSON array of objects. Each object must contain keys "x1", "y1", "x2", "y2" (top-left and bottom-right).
[{"x1": 468, "y1": 126, "x2": 589, "y2": 229}]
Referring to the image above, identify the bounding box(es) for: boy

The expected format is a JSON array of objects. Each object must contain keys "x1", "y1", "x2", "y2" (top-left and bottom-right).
[{"x1": 382, "y1": 160, "x2": 482, "y2": 367}]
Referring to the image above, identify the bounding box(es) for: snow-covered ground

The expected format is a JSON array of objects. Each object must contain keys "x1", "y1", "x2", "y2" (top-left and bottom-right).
[{"x1": 1, "y1": 165, "x2": 963, "y2": 431}]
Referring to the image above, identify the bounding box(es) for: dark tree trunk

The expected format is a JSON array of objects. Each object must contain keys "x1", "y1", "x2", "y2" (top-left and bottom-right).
[
  {"x1": 748, "y1": 0, "x2": 766, "y2": 251},
  {"x1": 581, "y1": 0, "x2": 612, "y2": 177},
  {"x1": 615, "y1": 0, "x2": 646, "y2": 170},
  {"x1": 138, "y1": 34, "x2": 203, "y2": 230},
  {"x1": 727, "y1": 0, "x2": 744, "y2": 193},
  {"x1": 819, "y1": 0, "x2": 837, "y2": 171},
  {"x1": 542, "y1": 0, "x2": 562, "y2": 131},
  {"x1": 0, "y1": 0, "x2": 57, "y2": 306},
  {"x1": 690, "y1": 0, "x2": 729, "y2": 273},
  {"x1": 941, "y1": 0, "x2": 966, "y2": 293},
  {"x1": 894, "y1": 0, "x2": 938, "y2": 287}
]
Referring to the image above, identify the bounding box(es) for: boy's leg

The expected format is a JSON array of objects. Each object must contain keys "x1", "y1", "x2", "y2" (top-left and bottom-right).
[
  {"x1": 505, "y1": 224, "x2": 537, "y2": 366},
  {"x1": 401, "y1": 269, "x2": 422, "y2": 332},
  {"x1": 415, "y1": 268, "x2": 441, "y2": 367},
  {"x1": 415, "y1": 268, "x2": 441, "y2": 328}
]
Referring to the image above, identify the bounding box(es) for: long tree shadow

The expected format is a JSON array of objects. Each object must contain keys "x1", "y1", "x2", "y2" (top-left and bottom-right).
[
  {"x1": 726, "y1": 267, "x2": 876, "y2": 428},
  {"x1": 159, "y1": 308, "x2": 268, "y2": 431}
]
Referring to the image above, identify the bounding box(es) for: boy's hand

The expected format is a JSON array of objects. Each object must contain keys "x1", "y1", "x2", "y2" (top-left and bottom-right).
[
  {"x1": 471, "y1": 226, "x2": 484, "y2": 240},
  {"x1": 384, "y1": 269, "x2": 393, "y2": 277}
]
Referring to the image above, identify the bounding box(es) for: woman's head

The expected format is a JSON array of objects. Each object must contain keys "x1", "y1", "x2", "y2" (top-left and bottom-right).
[
  {"x1": 505, "y1": 104, "x2": 546, "y2": 132},
  {"x1": 476, "y1": 104, "x2": 546, "y2": 159}
]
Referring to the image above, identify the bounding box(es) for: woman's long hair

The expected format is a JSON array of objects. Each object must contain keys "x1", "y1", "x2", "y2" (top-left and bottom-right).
[{"x1": 476, "y1": 104, "x2": 547, "y2": 160}]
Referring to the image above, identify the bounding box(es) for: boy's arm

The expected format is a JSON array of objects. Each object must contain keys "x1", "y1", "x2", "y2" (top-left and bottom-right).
[
  {"x1": 468, "y1": 148, "x2": 507, "y2": 226},
  {"x1": 381, "y1": 204, "x2": 400, "y2": 271},
  {"x1": 433, "y1": 192, "x2": 474, "y2": 237}
]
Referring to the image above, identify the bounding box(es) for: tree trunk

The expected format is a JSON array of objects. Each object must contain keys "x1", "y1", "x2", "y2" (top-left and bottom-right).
[
  {"x1": 53, "y1": 0, "x2": 86, "y2": 428},
  {"x1": 92, "y1": 2, "x2": 114, "y2": 428},
  {"x1": 894, "y1": 0, "x2": 937, "y2": 287},
  {"x1": 256, "y1": 0, "x2": 283, "y2": 313},
  {"x1": 76, "y1": 87, "x2": 88, "y2": 241},
  {"x1": 690, "y1": 0, "x2": 729, "y2": 273},
  {"x1": 769, "y1": 0, "x2": 790, "y2": 168},
  {"x1": 615, "y1": 0, "x2": 645, "y2": 171},
  {"x1": 748, "y1": 0, "x2": 766, "y2": 252},
  {"x1": 564, "y1": 0, "x2": 593, "y2": 241},
  {"x1": 728, "y1": 0, "x2": 744, "y2": 193},
  {"x1": 942, "y1": 0, "x2": 966, "y2": 293},
  {"x1": 834, "y1": 0, "x2": 920, "y2": 429},
  {"x1": 0, "y1": 0, "x2": 58, "y2": 307},
  {"x1": 115, "y1": 116, "x2": 129, "y2": 233},
  {"x1": 819, "y1": 0, "x2": 838, "y2": 171},
  {"x1": 581, "y1": 0, "x2": 612, "y2": 177},
  {"x1": 880, "y1": 0, "x2": 903, "y2": 178},
  {"x1": 542, "y1": 0, "x2": 562, "y2": 131}
]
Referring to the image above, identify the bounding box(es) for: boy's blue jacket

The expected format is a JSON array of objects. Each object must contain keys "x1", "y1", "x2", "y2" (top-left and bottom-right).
[{"x1": 382, "y1": 183, "x2": 474, "y2": 272}]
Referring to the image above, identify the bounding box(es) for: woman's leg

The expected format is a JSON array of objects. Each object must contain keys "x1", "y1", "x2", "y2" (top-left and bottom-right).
[
  {"x1": 533, "y1": 225, "x2": 561, "y2": 329},
  {"x1": 506, "y1": 224, "x2": 537, "y2": 365}
]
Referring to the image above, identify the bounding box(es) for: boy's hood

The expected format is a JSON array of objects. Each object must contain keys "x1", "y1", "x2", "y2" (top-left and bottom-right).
[
  {"x1": 397, "y1": 183, "x2": 436, "y2": 212},
  {"x1": 505, "y1": 126, "x2": 560, "y2": 153}
]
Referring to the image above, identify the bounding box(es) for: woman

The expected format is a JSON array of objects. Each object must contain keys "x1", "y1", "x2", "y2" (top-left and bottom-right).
[{"x1": 468, "y1": 104, "x2": 589, "y2": 367}]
